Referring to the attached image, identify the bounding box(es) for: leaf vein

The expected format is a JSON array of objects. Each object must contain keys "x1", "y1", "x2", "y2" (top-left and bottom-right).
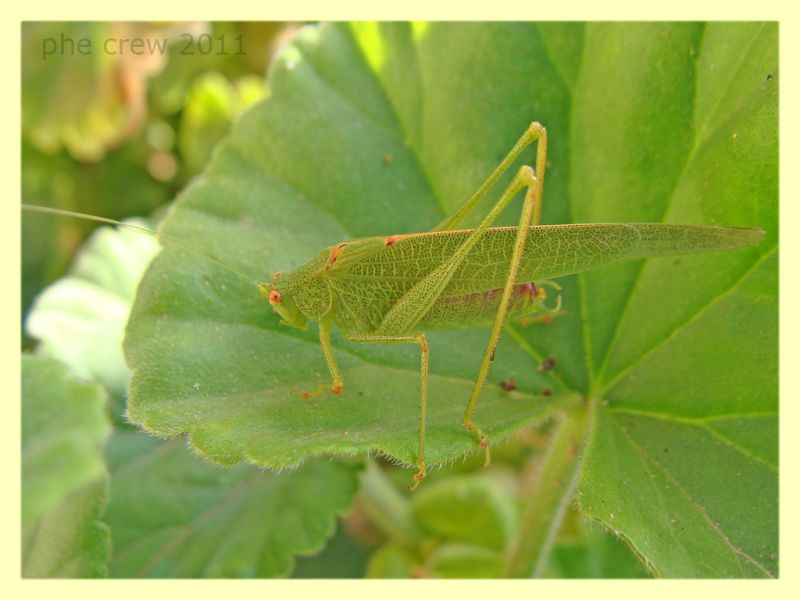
[
  {"x1": 617, "y1": 421, "x2": 774, "y2": 577},
  {"x1": 599, "y1": 246, "x2": 775, "y2": 394}
]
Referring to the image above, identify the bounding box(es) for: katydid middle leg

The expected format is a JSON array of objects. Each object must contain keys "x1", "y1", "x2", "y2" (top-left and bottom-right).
[
  {"x1": 346, "y1": 332, "x2": 430, "y2": 490},
  {"x1": 302, "y1": 317, "x2": 343, "y2": 399}
]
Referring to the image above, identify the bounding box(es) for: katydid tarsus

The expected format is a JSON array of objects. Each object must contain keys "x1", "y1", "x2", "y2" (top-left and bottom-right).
[{"x1": 23, "y1": 121, "x2": 765, "y2": 490}]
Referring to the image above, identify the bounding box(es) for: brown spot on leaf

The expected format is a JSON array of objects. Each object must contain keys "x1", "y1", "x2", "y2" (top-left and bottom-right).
[
  {"x1": 500, "y1": 378, "x2": 518, "y2": 392},
  {"x1": 539, "y1": 356, "x2": 556, "y2": 372}
]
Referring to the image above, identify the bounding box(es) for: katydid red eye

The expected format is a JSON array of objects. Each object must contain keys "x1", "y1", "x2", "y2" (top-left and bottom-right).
[{"x1": 269, "y1": 290, "x2": 282, "y2": 304}]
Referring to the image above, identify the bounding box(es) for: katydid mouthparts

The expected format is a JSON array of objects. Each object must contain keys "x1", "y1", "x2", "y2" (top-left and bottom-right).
[{"x1": 22, "y1": 122, "x2": 765, "y2": 490}]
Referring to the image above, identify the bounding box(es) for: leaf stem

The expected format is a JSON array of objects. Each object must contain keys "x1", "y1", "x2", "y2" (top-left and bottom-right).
[{"x1": 504, "y1": 407, "x2": 589, "y2": 577}]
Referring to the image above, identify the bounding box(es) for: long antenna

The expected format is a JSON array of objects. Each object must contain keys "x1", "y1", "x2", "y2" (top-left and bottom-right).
[{"x1": 22, "y1": 203, "x2": 258, "y2": 287}]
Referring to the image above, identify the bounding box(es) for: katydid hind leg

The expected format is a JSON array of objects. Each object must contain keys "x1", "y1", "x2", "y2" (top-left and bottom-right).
[
  {"x1": 377, "y1": 155, "x2": 548, "y2": 338},
  {"x1": 451, "y1": 124, "x2": 548, "y2": 463},
  {"x1": 435, "y1": 121, "x2": 547, "y2": 232},
  {"x1": 462, "y1": 168, "x2": 544, "y2": 466},
  {"x1": 377, "y1": 161, "x2": 548, "y2": 467},
  {"x1": 346, "y1": 332, "x2": 429, "y2": 490},
  {"x1": 375, "y1": 163, "x2": 546, "y2": 470},
  {"x1": 376, "y1": 124, "x2": 548, "y2": 336}
]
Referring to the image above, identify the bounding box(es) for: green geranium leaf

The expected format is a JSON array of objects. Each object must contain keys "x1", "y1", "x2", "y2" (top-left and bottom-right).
[
  {"x1": 124, "y1": 22, "x2": 777, "y2": 577},
  {"x1": 104, "y1": 431, "x2": 361, "y2": 577},
  {"x1": 541, "y1": 515, "x2": 649, "y2": 578},
  {"x1": 573, "y1": 22, "x2": 778, "y2": 578},
  {"x1": 25, "y1": 216, "x2": 361, "y2": 579},
  {"x1": 23, "y1": 479, "x2": 111, "y2": 578},
  {"x1": 22, "y1": 355, "x2": 111, "y2": 577},
  {"x1": 178, "y1": 72, "x2": 265, "y2": 174},
  {"x1": 26, "y1": 220, "x2": 160, "y2": 401},
  {"x1": 411, "y1": 475, "x2": 517, "y2": 551},
  {"x1": 425, "y1": 543, "x2": 506, "y2": 578},
  {"x1": 365, "y1": 543, "x2": 417, "y2": 578}
]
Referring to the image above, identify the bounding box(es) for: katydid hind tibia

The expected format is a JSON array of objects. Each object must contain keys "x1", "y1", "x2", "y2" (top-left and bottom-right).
[{"x1": 23, "y1": 122, "x2": 765, "y2": 490}]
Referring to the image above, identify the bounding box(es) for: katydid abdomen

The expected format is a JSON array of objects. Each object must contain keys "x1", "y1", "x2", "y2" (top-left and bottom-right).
[{"x1": 331, "y1": 275, "x2": 548, "y2": 333}]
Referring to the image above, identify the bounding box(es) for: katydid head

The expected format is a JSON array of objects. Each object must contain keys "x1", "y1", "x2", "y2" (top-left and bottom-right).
[{"x1": 258, "y1": 272, "x2": 308, "y2": 330}]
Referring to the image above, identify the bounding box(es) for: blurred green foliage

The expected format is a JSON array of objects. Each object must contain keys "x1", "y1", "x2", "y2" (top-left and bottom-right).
[
  {"x1": 21, "y1": 21, "x2": 279, "y2": 348},
  {"x1": 22, "y1": 355, "x2": 112, "y2": 577}
]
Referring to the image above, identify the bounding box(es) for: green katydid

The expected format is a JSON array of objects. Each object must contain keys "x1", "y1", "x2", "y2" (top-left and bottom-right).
[{"x1": 23, "y1": 121, "x2": 764, "y2": 490}]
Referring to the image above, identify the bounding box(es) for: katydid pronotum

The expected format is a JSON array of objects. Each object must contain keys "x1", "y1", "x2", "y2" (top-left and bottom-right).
[{"x1": 23, "y1": 121, "x2": 764, "y2": 490}]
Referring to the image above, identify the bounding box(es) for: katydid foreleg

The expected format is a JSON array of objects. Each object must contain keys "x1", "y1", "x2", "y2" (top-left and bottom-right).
[{"x1": 302, "y1": 317, "x2": 343, "y2": 399}]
